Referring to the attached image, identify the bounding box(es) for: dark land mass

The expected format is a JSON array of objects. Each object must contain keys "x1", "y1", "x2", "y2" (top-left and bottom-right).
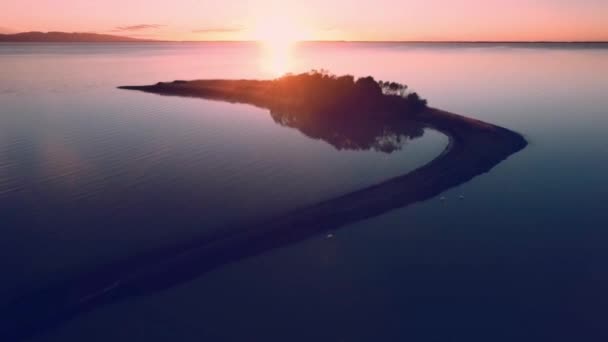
[
  {"x1": 1, "y1": 72, "x2": 527, "y2": 340},
  {"x1": 0, "y1": 31, "x2": 156, "y2": 42}
]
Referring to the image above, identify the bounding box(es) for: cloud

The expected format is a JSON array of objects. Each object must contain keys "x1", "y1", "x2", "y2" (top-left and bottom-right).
[
  {"x1": 113, "y1": 24, "x2": 164, "y2": 32},
  {"x1": 192, "y1": 26, "x2": 243, "y2": 34}
]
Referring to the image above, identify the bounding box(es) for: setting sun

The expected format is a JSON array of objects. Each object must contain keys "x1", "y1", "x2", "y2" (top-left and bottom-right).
[{"x1": 251, "y1": 16, "x2": 310, "y2": 47}]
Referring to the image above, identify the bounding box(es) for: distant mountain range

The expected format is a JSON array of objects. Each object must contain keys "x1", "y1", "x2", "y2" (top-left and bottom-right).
[{"x1": 0, "y1": 32, "x2": 157, "y2": 42}]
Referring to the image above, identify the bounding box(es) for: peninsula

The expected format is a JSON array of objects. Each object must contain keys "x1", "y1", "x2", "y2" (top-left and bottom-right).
[{"x1": 2, "y1": 72, "x2": 527, "y2": 341}]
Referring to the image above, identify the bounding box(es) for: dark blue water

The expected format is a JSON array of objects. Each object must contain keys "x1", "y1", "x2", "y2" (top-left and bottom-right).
[{"x1": 1, "y1": 42, "x2": 608, "y2": 341}]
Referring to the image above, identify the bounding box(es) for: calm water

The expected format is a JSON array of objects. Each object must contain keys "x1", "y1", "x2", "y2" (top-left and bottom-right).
[{"x1": 2, "y1": 42, "x2": 608, "y2": 341}]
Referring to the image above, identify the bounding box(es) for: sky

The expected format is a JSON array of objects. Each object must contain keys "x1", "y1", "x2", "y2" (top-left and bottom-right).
[{"x1": 1, "y1": 0, "x2": 607, "y2": 41}]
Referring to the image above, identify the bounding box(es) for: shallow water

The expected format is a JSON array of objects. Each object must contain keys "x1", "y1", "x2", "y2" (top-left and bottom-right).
[{"x1": 2, "y1": 42, "x2": 608, "y2": 341}]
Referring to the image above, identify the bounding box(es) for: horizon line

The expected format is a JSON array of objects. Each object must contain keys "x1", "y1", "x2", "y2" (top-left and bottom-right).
[{"x1": 1, "y1": 32, "x2": 608, "y2": 44}]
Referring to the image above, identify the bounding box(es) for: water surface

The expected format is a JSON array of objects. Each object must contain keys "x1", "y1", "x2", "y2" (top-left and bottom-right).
[{"x1": 2, "y1": 42, "x2": 608, "y2": 341}]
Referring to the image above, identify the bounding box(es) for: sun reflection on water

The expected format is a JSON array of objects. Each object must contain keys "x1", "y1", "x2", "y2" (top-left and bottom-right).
[{"x1": 258, "y1": 40, "x2": 296, "y2": 76}]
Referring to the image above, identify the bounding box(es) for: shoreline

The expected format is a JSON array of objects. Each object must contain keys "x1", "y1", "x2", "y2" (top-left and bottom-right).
[{"x1": 1, "y1": 79, "x2": 526, "y2": 340}]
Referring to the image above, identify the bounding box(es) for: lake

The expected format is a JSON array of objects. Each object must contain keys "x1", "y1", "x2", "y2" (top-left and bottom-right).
[{"x1": 1, "y1": 42, "x2": 608, "y2": 341}]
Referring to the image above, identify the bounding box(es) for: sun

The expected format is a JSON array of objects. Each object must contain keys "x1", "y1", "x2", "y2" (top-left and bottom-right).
[
  {"x1": 252, "y1": 17, "x2": 310, "y2": 76},
  {"x1": 252, "y1": 17, "x2": 309, "y2": 48}
]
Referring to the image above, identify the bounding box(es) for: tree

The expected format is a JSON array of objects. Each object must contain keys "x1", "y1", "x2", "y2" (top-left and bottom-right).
[{"x1": 355, "y1": 76, "x2": 382, "y2": 97}]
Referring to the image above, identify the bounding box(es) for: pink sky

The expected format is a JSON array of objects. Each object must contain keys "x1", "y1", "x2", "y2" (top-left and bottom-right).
[{"x1": 1, "y1": 0, "x2": 607, "y2": 41}]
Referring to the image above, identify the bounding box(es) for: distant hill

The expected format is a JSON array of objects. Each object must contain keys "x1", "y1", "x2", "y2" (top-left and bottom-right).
[{"x1": 0, "y1": 31, "x2": 157, "y2": 42}]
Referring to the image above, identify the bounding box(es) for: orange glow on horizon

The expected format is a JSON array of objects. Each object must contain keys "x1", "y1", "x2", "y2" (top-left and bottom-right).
[{"x1": 250, "y1": 16, "x2": 311, "y2": 45}]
